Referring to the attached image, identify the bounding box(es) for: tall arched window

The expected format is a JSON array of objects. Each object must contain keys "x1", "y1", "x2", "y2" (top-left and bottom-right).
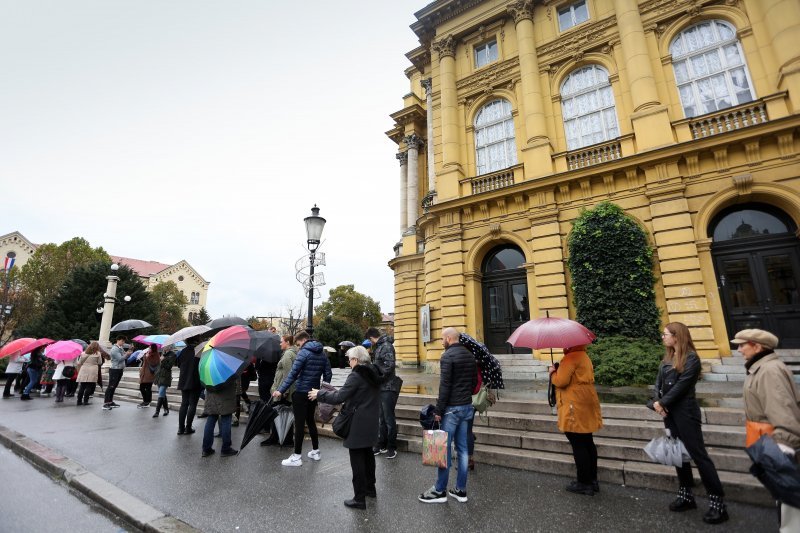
[
  {"x1": 560, "y1": 65, "x2": 619, "y2": 150},
  {"x1": 474, "y1": 99, "x2": 518, "y2": 175},
  {"x1": 670, "y1": 20, "x2": 755, "y2": 118}
]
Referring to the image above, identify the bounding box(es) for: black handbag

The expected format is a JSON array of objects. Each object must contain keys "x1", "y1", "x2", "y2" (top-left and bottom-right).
[
  {"x1": 333, "y1": 405, "x2": 355, "y2": 438},
  {"x1": 61, "y1": 366, "x2": 76, "y2": 379}
]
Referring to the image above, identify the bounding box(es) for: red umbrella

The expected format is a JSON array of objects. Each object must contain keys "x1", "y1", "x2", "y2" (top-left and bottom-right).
[
  {"x1": 0, "y1": 337, "x2": 36, "y2": 359},
  {"x1": 45, "y1": 340, "x2": 84, "y2": 362},
  {"x1": 18, "y1": 338, "x2": 55, "y2": 357},
  {"x1": 507, "y1": 316, "x2": 595, "y2": 352}
]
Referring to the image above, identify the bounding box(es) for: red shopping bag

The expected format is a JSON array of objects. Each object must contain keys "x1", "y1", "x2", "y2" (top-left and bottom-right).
[{"x1": 422, "y1": 429, "x2": 448, "y2": 468}]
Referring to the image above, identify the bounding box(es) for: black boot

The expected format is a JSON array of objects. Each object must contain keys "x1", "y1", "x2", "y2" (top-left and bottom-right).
[
  {"x1": 669, "y1": 486, "x2": 697, "y2": 512},
  {"x1": 152, "y1": 397, "x2": 163, "y2": 418},
  {"x1": 703, "y1": 494, "x2": 729, "y2": 524},
  {"x1": 162, "y1": 398, "x2": 169, "y2": 416}
]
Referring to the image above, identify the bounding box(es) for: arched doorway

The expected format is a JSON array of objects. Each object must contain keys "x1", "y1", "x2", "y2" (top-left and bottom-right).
[
  {"x1": 711, "y1": 203, "x2": 800, "y2": 347},
  {"x1": 481, "y1": 245, "x2": 530, "y2": 353}
]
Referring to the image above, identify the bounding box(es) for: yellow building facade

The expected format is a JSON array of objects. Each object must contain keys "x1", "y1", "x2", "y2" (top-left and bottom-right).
[{"x1": 387, "y1": 0, "x2": 800, "y2": 370}]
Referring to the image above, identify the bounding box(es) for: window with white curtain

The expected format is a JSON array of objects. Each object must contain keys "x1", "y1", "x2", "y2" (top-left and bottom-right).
[
  {"x1": 474, "y1": 99, "x2": 518, "y2": 175},
  {"x1": 670, "y1": 20, "x2": 755, "y2": 118},
  {"x1": 560, "y1": 65, "x2": 619, "y2": 150},
  {"x1": 558, "y1": 0, "x2": 589, "y2": 31},
  {"x1": 474, "y1": 40, "x2": 498, "y2": 68}
]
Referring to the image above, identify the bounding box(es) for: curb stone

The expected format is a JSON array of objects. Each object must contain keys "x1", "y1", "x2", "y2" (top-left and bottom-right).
[{"x1": 0, "y1": 424, "x2": 200, "y2": 533}]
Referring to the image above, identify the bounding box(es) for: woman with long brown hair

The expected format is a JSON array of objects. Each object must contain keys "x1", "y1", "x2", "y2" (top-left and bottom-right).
[
  {"x1": 650, "y1": 322, "x2": 728, "y2": 525},
  {"x1": 76, "y1": 342, "x2": 103, "y2": 406}
]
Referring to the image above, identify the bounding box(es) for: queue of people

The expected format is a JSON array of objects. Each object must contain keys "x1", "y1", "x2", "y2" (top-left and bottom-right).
[{"x1": 2, "y1": 322, "x2": 797, "y2": 523}]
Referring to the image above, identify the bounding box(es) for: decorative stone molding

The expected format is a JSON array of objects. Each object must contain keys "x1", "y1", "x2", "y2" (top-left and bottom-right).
[
  {"x1": 496, "y1": 198, "x2": 507, "y2": 217},
  {"x1": 685, "y1": 153, "x2": 700, "y2": 176},
  {"x1": 421, "y1": 78, "x2": 432, "y2": 94},
  {"x1": 732, "y1": 174, "x2": 753, "y2": 196},
  {"x1": 489, "y1": 223, "x2": 502, "y2": 235},
  {"x1": 777, "y1": 132, "x2": 796, "y2": 159},
  {"x1": 514, "y1": 195, "x2": 525, "y2": 212},
  {"x1": 404, "y1": 133, "x2": 424, "y2": 150},
  {"x1": 626, "y1": 167, "x2": 643, "y2": 189},
  {"x1": 432, "y1": 35, "x2": 456, "y2": 60},
  {"x1": 713, "y1": 147, "x2": 729, "y2": 172},
  {"x1": 396, "y1": 152, "x2": 408, "y2": 165},
  {"x1": 537, "y1": 16, "x2": 617, "y2": 62},
  {"x1": 462, "y1": 206, "x2": 473, "y2": 223},
  {"x1": 558, "y1": 183, "x2": 571, "y2": 202},
  {"x1": 478, "y1": 203, "x2": 489, "y2": 220},
  {"x1": 507, "y1": 0, "x2": 534, "y2": 24},
  {"x1": 456, "y1": 57, "x2": 518, "y2": 92},
  {"x1": 744, "y1": 140, "x2": 761, "y2": 166},
  {"x1": 579, "y1": 180, "x2": 591, "y2": 199},
  {"x1": 603, "y1": 174, "x2": 615, "y2": 195}
]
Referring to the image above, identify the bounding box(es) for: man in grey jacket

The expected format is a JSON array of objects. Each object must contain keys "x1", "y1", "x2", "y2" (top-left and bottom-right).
[
  {"x1": 367, "y1": 327, "x2": 401, "y2": 459},
  {"x1": 103, "y1": 336, "x2": 128, "y2": 410}
]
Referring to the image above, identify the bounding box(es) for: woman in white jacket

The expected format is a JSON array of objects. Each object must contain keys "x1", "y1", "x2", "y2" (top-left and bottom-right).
[
  {"x1": 52, "y1": 356, "x2": 78, "y2": 403},
  {"x1": 3, "y1": 354, "x2": 26, "y2": 398}
]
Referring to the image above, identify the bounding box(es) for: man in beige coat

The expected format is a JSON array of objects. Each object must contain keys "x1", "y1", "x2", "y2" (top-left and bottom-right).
[{"x1": 732, "y1": 329, "x2": 800, "y2": 532}]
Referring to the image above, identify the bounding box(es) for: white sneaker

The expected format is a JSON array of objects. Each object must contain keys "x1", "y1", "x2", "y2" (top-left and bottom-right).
[
  {"x1": 281, "y1": 454, "x2": 302, "y2": 467},
  {"x1": 307, "y1": 449, "x2": 321, "y2": 461}
]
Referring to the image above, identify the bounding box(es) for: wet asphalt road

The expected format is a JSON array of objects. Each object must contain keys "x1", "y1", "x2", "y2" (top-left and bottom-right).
[
  {"x1": 0, "y1": 395, "x2": 779, "y2": 533},
  {"x1": 0, "y1": 445, "x2": 130, "y2": 532}
]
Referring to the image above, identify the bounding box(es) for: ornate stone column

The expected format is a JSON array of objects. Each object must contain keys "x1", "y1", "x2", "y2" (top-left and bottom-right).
[
  {"x1": 421, "y1": 77, "x2": 436, "y2": 197},
  {"x1": 613, "y1": 0, "x2": 672, "y2": 149},
  {"x1": 432, "y1": 35, "x2": 461, "y2": 178},
  {"x1": 507, "y1": 0, "x2": 553, "y2": 177},
  {"x1": 760, "y1": 0, "x2": 800, "y2": 110},
  {"x1": 405, "y1": 134, "x2": 423, "y2": 231},
  {"x1": 397, "y1": 151, "x2": 408, "y2": 234}
]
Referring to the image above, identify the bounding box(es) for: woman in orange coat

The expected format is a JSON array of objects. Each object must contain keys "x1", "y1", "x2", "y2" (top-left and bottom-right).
[{"x1": 549, "y1": 344, "x2": 603, "y2": 496}]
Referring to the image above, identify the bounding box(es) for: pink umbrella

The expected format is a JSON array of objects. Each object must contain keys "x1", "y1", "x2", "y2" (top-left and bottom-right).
[
  {"x1": 507, "y1": 316, "x2": 596, "y2": 358},
  {"x1": 18, "y1": 338, "x2": 55, "y2": 356},
  {"x1": 45, "y1": 340, "x2": 84, "y2": 362},
  {"x1": 0, "y1": 337, "x2": 36, "y2": 359}
]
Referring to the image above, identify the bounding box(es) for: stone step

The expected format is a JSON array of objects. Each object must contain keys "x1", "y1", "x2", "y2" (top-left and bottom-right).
[{"x1": 709, "y1": 364, "x2": 746, "y2": 374}]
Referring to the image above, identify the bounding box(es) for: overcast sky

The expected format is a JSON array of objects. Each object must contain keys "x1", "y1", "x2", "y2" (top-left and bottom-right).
[{"x1": 0, "y1": 1, "x2": 422, "y2": 318}]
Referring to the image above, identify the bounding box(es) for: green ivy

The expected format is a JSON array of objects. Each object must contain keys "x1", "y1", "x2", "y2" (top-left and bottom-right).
[
  {"x1": 567, "y1": 202, "x2": 661, "y2": 341},
  {"x1": 587, "y1": 336, "x2": 663, "y2": 387}
]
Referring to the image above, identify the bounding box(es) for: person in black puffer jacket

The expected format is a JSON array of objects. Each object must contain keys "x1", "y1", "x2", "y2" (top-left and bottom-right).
[
  {"x1": 367, "y1": 327, "x2": 402, "y2": 458},
  {"x1": 418, "y1": 327, "x2": 476, "y2": 504},
  {"x1": 273, "y1": 331, "x2": 332, "y2": 467}
]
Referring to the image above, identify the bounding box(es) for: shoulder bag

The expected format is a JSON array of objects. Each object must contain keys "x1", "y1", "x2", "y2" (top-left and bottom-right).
[{"x1": 332, "y1": 404, "x2": 355, "y2": 438}]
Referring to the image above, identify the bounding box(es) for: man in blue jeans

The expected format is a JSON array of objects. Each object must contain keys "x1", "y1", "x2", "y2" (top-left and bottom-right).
[{"x1": 419, "y1": 327, "x2": 476, "y2": 504}]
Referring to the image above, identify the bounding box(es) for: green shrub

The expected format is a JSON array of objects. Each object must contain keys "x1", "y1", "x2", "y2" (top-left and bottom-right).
[
  {"x1": 587, "y1": 335, "x2": 663, "y2": 387},
  {"x1": 568, "y1": 202, "x2": 661, "y2": 342}
]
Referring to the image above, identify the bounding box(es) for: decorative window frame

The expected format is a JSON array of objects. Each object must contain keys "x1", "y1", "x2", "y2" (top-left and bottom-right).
[
  {"x1": 460, "y1": 19, "x2": 506, "y2": 74},
  {"x1": 555, "y1": 0, "x2": 591, "y2": 34},
  {"x1": 465, "y1": 91, "x2": 521, "y2": 177}
]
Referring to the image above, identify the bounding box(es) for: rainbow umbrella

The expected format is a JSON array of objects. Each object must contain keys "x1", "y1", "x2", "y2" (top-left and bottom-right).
[
  {"x1": 18, "y1": 338, "x2": 55, "y2": 356},
  {"x1": 0, "y1": 337, "x2": 36, "y2": 359},
  {"x1": 199, "y1": 326, "x2": 254, "y2": 390},
  {"x1": 45, "y1": 340, "x2": 84, "y2": 362}
]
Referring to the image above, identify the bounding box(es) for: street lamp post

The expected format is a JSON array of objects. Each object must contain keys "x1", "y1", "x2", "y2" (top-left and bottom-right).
[
  {"x1": 304, "y1": 205, "x2": 326, "y2": 337},
  {"x1": 96, "y1": 263, "x2": 130, "y2": 348}
]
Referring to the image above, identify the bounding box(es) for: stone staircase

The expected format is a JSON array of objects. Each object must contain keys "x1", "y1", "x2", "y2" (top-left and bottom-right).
[
  {"x1": 493, "y1": 352, "x2": 550, "y2": 380},
  {"x1": 111, "y1": 368, "x2": 771, "y2": 506},
  {"x1": 706, "y1": 349, "x2": 800, "y2": 383}
]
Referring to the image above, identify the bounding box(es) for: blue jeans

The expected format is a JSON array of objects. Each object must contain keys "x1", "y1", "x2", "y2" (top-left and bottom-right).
[
  {"x1": 23, "y1": 368, "x2": 41, "y2": 395},
  {"x1": 202, "y1": 414, "x2": 232, "y2": 452},
  {"x1": 435, "y1": 404, "x2": 474, "y2": 493},
  {"x1": 158, "y1": 385, "x2": 167, "y2": 398}
]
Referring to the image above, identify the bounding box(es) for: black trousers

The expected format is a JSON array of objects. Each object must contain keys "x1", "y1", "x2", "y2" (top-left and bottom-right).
[
  {"x1": 179, "y1": 389, "x2": 201, "y2": 431},
  {"x1": 55, "y1": 379, "x2": 69, "y2": 401},
  {"x1": 665, "y1": 404, "x2": 724, "y2": 496},
  {"x1": 139, "y1": 383, "x2": 153, "y2": 404},
  {"x1": 349, "y1": 447, "x2": 376, "y2": 502},
  {"x1": 77, "y1": 382, "x2": 96, "y2": 403},
  {"x1": 104, "y1": 369, "x2": 123, "y2": 403},
  {"x1": 565, "y1": 432, "x2": 598, "y2": 485},
  {"x1": 257, "y1": 362, "x2": 277, "y2": 401},
  {"x1": 3, "y1": 373, "x2": 20, "y2": 396},
  {"x1": 291, "y1": 391, "x2": 319, "y2": 455}
]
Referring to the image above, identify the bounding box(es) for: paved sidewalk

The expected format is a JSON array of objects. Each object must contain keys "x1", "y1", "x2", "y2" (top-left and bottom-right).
[{"x1": 0, "y1": 397, "x2": 779, "y2": 533}]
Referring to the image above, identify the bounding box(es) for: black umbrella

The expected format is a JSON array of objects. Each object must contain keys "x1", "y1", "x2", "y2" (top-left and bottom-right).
[
  {"x1": 110, "y1": 319, "x2": 153, "y2": 332},
  {"x1": 746, "y1": 434, "x2": 800, "y2": 508},
  {"x1": 252, "y1": 331, "x2": 282, "y2": 363},
  {"x1": 458, "y1": 333, "x2": 505, "y2": 389},
  {"x1": 70, "y1": 339, "x2": 88, "y2": 349},
  {"x1": 206, "y1": 316, "x2": 248, "y2": 330},
  {"x1": 240, "y1": 399, "x2": 278, "y2": 452},
  {"x1": 273, "y1": 404, "x2": 295, "y2": 446}
]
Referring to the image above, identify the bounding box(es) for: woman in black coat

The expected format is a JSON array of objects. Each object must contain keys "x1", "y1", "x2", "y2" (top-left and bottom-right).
[
  {"x1": 650, "y1": 322, "x2": 727, "y2": 525},
  {"x1": 309, "y1": 346, "x2": 383, "y2": 510},
  {"x1": 177, "y1": 342, "x2": 202, "y2": 435}
]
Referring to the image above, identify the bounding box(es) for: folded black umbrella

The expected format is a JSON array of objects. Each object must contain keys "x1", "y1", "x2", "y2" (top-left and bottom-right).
[
  {"x1": 240, "y1": 399, "x2": 278, "y2": 452},
  {"x1": 746, "y1": 434, "x2": 800, "y2": 508}
]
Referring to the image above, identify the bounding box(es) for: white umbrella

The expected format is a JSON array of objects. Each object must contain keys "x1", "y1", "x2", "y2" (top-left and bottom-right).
[{"x1": 162, "y1": 325, "x2": 211, "y2": 348}]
